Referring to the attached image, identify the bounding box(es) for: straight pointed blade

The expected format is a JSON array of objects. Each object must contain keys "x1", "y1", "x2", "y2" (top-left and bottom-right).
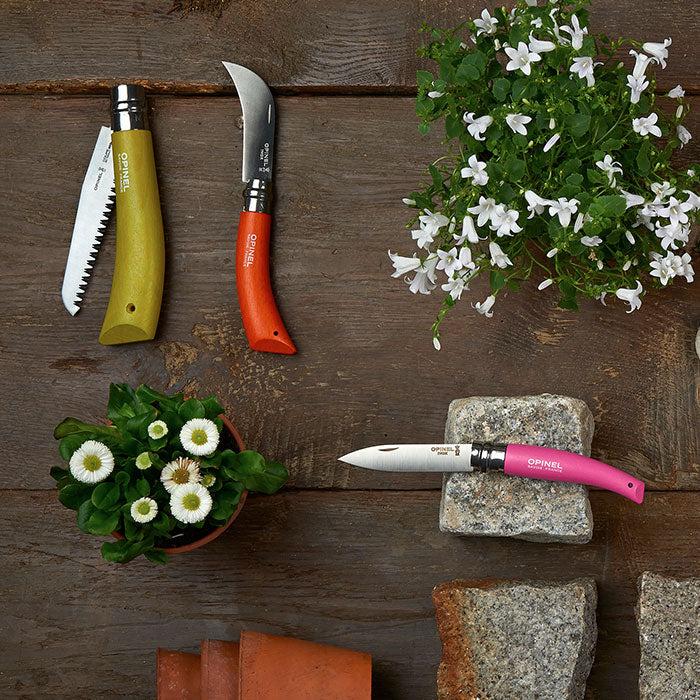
[
  {"x1": 338, "y1": 444, "x2": 474, "y2": 472},
  {"x1": 61, "y1": 126, "x2": 115, "y2": 315},
  {"x1": 222, "y1": 61, "x2": 275, "y2": 183}
]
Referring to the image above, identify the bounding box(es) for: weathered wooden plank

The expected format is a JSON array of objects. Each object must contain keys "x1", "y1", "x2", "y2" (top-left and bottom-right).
[
  {"x1": 1, "y1": 489, "x2": 698, "y2": 699},
  {"x1": 0, "y1": 96, "x2": 698, "y2": 491},
  {"x1": 0, "y1": 0, "x2": 698, "y2": 93}
]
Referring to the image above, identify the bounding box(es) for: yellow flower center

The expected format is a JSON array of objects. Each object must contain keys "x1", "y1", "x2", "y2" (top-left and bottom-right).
[
  {"x1": 171, "y1": 466, "x2": 191, "y2": 485},
  {"x1": 190, "y1": 429, "x2": 208, "y2": 446},
  {"x1": 136, "y1": 501, "x2": 152, "y2": 515},
  {"x1": 83, "y1": 455, "x2": 102, "y2": 472},
  {"x1": 151, "y1": 424, "x2": 164, "y2": 437},
  {"x1": 182, "y1": 494, "x2": 201, "y2": 511}
]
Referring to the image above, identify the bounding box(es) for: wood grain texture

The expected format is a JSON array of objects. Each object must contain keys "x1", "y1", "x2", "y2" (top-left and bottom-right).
[
  {"x1": 1, "y1": 489, "x2": 698, "y2": 699},
  {"x1": 1, "y1": 95, "x2": 698, "y2": 491},
  {"x1": 0, "y1": 0, "x2": 698, "y2": 94}
]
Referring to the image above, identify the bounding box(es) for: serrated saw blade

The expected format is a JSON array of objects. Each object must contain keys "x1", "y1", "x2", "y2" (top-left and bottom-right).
[{"x1": 61, "y1": 125, "x2": 115, "y2": 315}]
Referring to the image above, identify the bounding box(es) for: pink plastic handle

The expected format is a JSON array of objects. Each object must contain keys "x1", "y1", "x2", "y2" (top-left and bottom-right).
[{"x1": 504, "y1": 444, "x2": 645, "y2": 503}]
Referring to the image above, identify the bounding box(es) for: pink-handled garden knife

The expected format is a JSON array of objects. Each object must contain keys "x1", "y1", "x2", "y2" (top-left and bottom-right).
[
  {"x1": 339, "y1": 442, "x2": 645, "y2": 503},
  {"x1": 222, "y1": 61, "x2": 296, "y2": 354}
]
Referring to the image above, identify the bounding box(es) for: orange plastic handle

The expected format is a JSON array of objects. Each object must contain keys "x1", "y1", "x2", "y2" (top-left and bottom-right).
[{"x1": 236, "y1": 211, "x2": 296, "y2": 354}]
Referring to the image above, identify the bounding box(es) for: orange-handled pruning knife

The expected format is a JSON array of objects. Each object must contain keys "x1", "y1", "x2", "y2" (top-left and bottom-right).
[{"x1": 222, "y1": 62, "x2": 296, "y2": 355}]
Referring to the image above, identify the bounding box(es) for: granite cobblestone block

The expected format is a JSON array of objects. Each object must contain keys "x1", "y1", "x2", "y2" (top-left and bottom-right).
[
  {"x1": 433, "y1": 578, "x2": 598, "y2": 700},
  {"x1": 636, "y1": 571, "x2": 700, "y2": 700},
  {"x1": 439, "y1": 394, "x2": 594, "y2": 543}
]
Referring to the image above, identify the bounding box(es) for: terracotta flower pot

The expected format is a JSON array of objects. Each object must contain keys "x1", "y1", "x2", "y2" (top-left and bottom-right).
[
  {"x1": 238, "y1": 630, "x2": 372, "y2": 699},
  {"x1": 113, "y1": 413, "x2": 248, "y2": 554}
]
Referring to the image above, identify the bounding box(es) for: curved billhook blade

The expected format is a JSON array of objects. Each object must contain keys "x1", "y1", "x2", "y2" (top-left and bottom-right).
[{"x1": 222, "y1": 61, "x2": 275, "y2": 183}]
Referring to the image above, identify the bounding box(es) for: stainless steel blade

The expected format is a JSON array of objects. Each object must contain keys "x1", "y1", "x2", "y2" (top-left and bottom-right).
[
  {"x1": 222, "y1": 61, "x2": 275, "y2": 183},
  {"x1": 338, "y1": 444, "x2": 474, "y2": 472},
  {"x1": 61, "y1": 126, "x2": 115, "y2": 315}
]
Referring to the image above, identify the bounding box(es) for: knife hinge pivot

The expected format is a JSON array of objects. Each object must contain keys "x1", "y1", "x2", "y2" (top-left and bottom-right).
[
  {"x1": 470, "y1": 442, "x2": 507, "y2": 472},
  {"x1": 243, "y1": 178, "x2": 273, "y2": 214}
]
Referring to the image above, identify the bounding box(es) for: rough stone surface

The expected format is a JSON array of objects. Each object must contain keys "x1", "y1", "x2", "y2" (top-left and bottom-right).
[
  {"x1": 433, "y1": 578, "x2": 598, "y2": 700},
  {"x1": 636, "y1": 571, "x2": 700, "y2": 700},
  {"x1": 440, "y1": 394, "x2": 594, "y2": 543}
]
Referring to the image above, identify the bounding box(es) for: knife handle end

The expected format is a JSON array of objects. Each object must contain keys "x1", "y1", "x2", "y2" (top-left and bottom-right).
[{"x1": 236, "y1": 211, "x2": 296, "y2": 355}]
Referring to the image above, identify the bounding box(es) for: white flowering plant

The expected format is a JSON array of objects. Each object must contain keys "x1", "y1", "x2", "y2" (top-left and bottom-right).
[
  {"x1": 391, "y1": 0, "x2": 699, "y2": 347},
  {"x1": 50, "y1": 383, "x2": 288, "y2": 563}
]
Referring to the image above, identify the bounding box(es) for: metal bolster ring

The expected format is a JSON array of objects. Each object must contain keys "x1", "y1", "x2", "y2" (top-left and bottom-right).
[
  {"x1": 243, "y1": 178, "x2": 273, "y2": 213},
  {"x1": 471, "y1": 442, "x2": 508, "y2": 472}
]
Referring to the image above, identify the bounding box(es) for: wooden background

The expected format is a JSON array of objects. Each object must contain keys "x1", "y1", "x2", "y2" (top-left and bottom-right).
[{"x1": 1, "y1": 1, "x2": 698, "y2": 698}]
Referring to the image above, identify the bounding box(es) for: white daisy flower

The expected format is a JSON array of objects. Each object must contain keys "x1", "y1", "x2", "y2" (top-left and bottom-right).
[
  {"x1": 160, "y1": 456, "x2": 202, "y2": 494},
  {"x1": 179, "y1": 418, "x2": 220, "y2": 456},
  {"x1": 148, "y1": 420, "x2": 168, "y2": 439},
  {"x1": 69, "y1": 440, "x2": 114, "y2": 484},
  {"x1": 130, "y1": 497, "x2": 158, "y2": 523},
  {"x1": 201, "y1": 473, "x2": 216, "y2": 488},
  {"x1": 135, "y1": 451, "x2": 152, "y2": 470},
  {"x1": 170, "y1": 483, "x2": 213, "y2": 524}
]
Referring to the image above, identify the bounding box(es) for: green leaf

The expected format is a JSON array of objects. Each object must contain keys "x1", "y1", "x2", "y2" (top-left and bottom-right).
[
  {"x1": 114, "y1": 470, "x2": 131, "y2": 486},
  {"x1": 58, "y1": 484, "x2": 93, "y2": 511},
  {"x1": 566, "y1": 173, "x2": 584, "y2": 186},
  {"x1": 561, "y1": 158, "x2": 582, "y2": 178},
  {"x1": 559, "y1": 279, "x2": 577, "y2": 299},
  {"x1": 235, "y1": 458, "x2": 288, "y2": 495},
  {"x1": 91, "y1": 482, "x2": 121, "y2": 510},
  {"x1": 107, "y1": 383, "x2": 139, "y2": 424},
  {"x1": 416, "y1": 70, "x2": 434, "y2": 88},
  {"x1": 445, "y1": 114, "x2": 462, "y2": 140},
  {"x1": 136, "y1": 384, "x2": 182, "y2": 406},
  {"x1": 54, "y1": 419, "x2": 120, "y2": 441},
  {"x1": 152, "y1": 512, "x2": 172, "y2": 535},
  {"x1": 233, "y1": 450, "x2": 265, "y2": 474},
  {"x1": 100, "y1": 540, "x2": 147, "y2": 564},
  {"x1": 498, "y1": 183, "x2": 516, "y2": 203},
  {"x1": 504, "y1": 156, "x2": 525, "y2": 181},
  {"x1": 636, "y1": 142, "x2": 650, "y2": 175},
  {"x1": 144, "y1": 549, "x2": 168, "y2": 564},
  {"x1": 558, "y1": 296, "x2": 579, "y2": 311},
  {"x1": 86, "y1": 509, "x2": 121, "y2": 536},
  {"x1": 588, "y1": 195, "x2": 627, "y2": 218},
  {"x1": 123, "y1": 514, "x2": 146, "y2": 541},
  {"x1": 456, "y1": 52, "x2": 486, "y2": 82},
  {"x1": 492, "y1": 77, "x2": 511, "y2": 102},
  {"x1": 77, "y1": 499, "x2": 97, "y2": 533},
  {"x1": 201, "y1": 396, "x2": 224, "y2": 420},
  {"x1": 418, "y1": 122, "x2": 431, "y2": 136},
  {"x1": 50, "y1": 466, "x2": 69, "y2": 482},
  {"x1": 511, "y1": 78, "x2": 529, "y2": 101},
  {"x1": 565, "y1": 113, "x2": 591, "y2": 137},
  {"x1": 178, "y1": 398, "x2": 205, "y2": 421},
  {"x1": 136, "y1": 478, "x2": 150, "y2": 498},
  {"x1": 490, "y1": 270, "x2": 507, "y2": 292},
  {"x1": 58, "y1": 434, "x2": 87, "y2": 462}
]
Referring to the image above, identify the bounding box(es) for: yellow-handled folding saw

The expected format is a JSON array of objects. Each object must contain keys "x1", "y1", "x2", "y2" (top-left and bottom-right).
[{"x1": 61, "y1": 85, "x2": 165, "y2": 345}]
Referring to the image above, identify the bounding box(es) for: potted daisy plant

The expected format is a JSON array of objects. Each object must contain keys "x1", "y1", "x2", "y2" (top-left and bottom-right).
[{"x1": 50, "y1": 383, "x2": 288, "y2": 563}]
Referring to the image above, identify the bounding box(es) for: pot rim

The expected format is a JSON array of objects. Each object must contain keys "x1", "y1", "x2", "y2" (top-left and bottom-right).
[{"x1": 112, "y1": 412, "x2": 248, "y2": 554}]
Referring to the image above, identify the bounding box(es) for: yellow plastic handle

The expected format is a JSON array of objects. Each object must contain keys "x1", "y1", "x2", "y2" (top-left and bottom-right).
[{"x1": 99, "y1": 130, "x2": 165, "y2": 345}]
